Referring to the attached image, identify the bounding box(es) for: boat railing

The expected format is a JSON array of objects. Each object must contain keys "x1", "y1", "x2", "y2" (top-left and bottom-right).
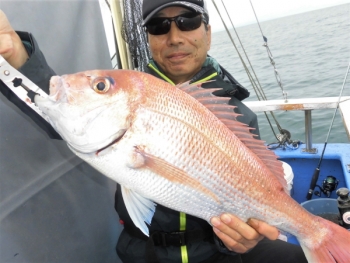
[{"x1": 244, "y1": 96, "x2": 350, "y2": 151}]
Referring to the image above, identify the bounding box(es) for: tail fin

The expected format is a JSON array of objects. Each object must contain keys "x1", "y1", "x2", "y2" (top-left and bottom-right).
[{"x1": 298, "y1": 217, "x2": 350, "y2": 263}]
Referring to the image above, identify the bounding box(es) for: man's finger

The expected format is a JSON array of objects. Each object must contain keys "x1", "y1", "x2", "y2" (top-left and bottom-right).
[
  {"x1": 211, "y1": 214, "x2": 263, "y2": 253},
  {"x1": 219, "y1": 214, "x2": 261, "y2": 240},
  {"x1": 213, "y1": 227, "x2": 249, "y2": 253},
  {"x1": 211, "y1": 216, "x2": 244, "y2": 242},
  {"x1": 0, "y1": 34, "x2": 14, "y2": 57},
  {"x1": 247, "y1": 218, "x2": 280, "y2": 240}
]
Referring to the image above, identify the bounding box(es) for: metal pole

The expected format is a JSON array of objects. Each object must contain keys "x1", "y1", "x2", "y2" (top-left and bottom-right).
[
  {"x1": 303, "y1": 110, "x2": 317, "y2": 153},
  {"x1": 305, "y1": 110, "x2": 312, "y2": 150}
]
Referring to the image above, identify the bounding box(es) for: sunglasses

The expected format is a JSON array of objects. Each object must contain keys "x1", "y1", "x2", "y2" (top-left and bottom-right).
[{"x1": 145, "y1": 13, "x2": 204, "y2": 35}]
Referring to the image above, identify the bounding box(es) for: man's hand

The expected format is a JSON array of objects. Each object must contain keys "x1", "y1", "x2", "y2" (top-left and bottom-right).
[
  {"x1": 0, "y1": 9, "x2": 28, "y2": 69},
  {"x1": 211, "y1": 214, "x2": 279, "y2": 253}
]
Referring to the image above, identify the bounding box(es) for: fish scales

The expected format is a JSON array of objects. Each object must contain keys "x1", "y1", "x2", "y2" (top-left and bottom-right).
[
  {"x1": 35, "y1": 69, "x2": 350, "y2": 263},
  {"x1": 140, "y1": 80, "x2": 293, "y2": 221},
  {"x1": 132, "y1": 79, "x2": 279, "y2": 218}
]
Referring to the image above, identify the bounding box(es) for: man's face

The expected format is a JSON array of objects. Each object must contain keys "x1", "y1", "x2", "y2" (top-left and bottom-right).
[{"x1": 147, "y1": 6, "x2": 211, "y2": 84}]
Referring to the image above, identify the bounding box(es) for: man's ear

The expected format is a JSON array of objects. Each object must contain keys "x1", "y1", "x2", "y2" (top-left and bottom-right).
[{"x1": 206, "y1": 24, "x2": 212, "y2": 51}]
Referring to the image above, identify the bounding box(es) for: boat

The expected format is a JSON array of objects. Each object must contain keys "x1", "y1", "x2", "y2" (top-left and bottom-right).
[
  {"x1": 245, "y1": 96, "x2": 350, "y2": 243},
  {"x1": 207, "y1": 0, "x2": 350, "y2": 243},
  {"x1": 0, "y1": 1, "x2": 349, "y2": 263}
]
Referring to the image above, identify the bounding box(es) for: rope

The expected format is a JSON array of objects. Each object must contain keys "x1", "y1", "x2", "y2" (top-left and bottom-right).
[
  {"x1": 212, "y1": 0, "x2": 298, "y2": 146},
  {"x1": 249, "y1": 0, "x2": 288, "y2": 102}
]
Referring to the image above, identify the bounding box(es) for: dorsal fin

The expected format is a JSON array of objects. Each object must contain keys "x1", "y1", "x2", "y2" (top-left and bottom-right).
[{"x1": 177, "y1": 82, "x2": 287, "y2": 192}]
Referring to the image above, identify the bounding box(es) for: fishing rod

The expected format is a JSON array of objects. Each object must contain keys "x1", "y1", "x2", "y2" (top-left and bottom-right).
[
  {"x1": 212, "y1": 0, "x2": 292, "y2": 143},
  {"x1": 306, "y1": 61, "x2": 350, "y2": 200}
]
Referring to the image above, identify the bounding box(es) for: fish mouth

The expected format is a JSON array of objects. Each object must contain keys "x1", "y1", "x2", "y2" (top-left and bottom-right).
[
  {"x1": 49, "y1": 76, "x2": 66, "y2": 101},
  {"x1": 96, "y1": 129, "x2": 127, "y2": 155},
  {"x1": 66, "y1": 129, "x2": 127, "y2": 155}
]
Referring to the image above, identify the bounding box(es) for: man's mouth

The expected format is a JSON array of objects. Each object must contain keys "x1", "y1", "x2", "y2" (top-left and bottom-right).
[{"x1": 167, "y1": 52, "x2": 188, "y2": 61}]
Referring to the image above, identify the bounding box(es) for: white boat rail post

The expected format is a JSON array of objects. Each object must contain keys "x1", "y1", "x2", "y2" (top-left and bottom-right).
[{"x1": 303, "y1": 110, "x2": 317, "y2": 153}]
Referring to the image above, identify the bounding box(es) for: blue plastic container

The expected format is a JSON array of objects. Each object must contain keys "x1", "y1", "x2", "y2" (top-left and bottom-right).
[
  {"x1": 287, "y1": 198, "x2": 339, "y2": 245},
  {"x1": 301, "y1": 198, "x2": 339, "y2": 215}
]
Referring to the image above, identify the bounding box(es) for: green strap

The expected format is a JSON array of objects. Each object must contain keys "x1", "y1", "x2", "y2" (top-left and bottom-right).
[
  {"x1": 180, "y1": 212, "x2": 186, "y2": 231},
  {"x1": 148, "y1": 63, "x2": 175, "y2": 85},
  {"x1": 191, "y1": 72, "x2": 218, "y2": 85},
  {"x1": 179, "y1": 212, "x2": 188, "y2": 263},
  {"x1": 181, "y1": 245, "x2": 188, "y2": 263}
]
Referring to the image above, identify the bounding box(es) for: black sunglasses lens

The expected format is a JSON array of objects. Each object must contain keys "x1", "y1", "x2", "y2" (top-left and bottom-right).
[
  {"x1": 146, "y1": 18, "x2": 171, "y2": 35},
  {"x1": 146, "y1": 13, "x2": 202, "y2": 35},
  {"x1": 176, "y1": 14, "x2": 202, "y2": 31}
]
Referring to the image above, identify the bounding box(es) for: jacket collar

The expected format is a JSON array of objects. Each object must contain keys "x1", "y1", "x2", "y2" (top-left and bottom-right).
[{"x1": 147, "y1": 57, "x2": 220, "y2": 85}]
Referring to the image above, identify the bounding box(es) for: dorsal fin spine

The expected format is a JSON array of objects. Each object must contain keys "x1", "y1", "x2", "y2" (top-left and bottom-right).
[{"x1": 177, "y1": 82, "x2": 288, "y2": 192}]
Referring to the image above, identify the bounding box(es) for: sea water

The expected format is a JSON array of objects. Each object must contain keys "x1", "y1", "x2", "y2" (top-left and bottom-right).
[{"x1": 209, "y1": 4, "x2": 350, "y2": 144}]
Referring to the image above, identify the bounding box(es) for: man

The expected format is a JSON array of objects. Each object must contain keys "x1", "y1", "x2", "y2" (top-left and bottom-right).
[{"x1": 0, "y1": 0, "x2": 307, "y2": 262}]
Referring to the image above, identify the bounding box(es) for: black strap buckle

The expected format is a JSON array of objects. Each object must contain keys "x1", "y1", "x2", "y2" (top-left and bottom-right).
[
  {"x1": 152, "y1": 231, "x2": 186, "y2": 247},
  {"x1": 173, "y1": 232, "x2": 186, "y2": 246}
]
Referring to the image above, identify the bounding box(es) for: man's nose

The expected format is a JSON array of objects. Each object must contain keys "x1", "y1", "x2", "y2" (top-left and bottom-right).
[{"x1": 167, "y1": 21, "x2": 184, "y2": 44}]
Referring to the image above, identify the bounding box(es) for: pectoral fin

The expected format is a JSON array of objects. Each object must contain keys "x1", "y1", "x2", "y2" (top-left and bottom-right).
[{"x1": 135, "y1": 147, "x2": 219, "y2": 203}]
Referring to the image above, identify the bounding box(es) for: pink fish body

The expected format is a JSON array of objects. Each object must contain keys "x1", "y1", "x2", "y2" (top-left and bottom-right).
[{"x1": 35, "y1": 69, "x2": 350, "y2": 262}]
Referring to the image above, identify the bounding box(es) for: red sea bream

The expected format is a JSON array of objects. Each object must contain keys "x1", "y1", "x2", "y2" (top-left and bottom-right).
[{"x1": 35, "y1": 69, "x2": 350, "y2": 263}]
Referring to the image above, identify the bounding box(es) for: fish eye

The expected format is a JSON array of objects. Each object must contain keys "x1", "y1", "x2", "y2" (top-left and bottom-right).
[{"x1": 92, "y1": 77, "x2": 111, "y2": 93}]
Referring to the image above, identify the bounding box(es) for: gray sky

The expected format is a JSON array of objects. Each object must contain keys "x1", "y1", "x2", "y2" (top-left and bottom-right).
[
  {"x1": 208, "y1": 0, "x2": 350, "y2": 32},
  {"x1": 99, "y1": 0, "x2": 350, "y2": 56}
]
